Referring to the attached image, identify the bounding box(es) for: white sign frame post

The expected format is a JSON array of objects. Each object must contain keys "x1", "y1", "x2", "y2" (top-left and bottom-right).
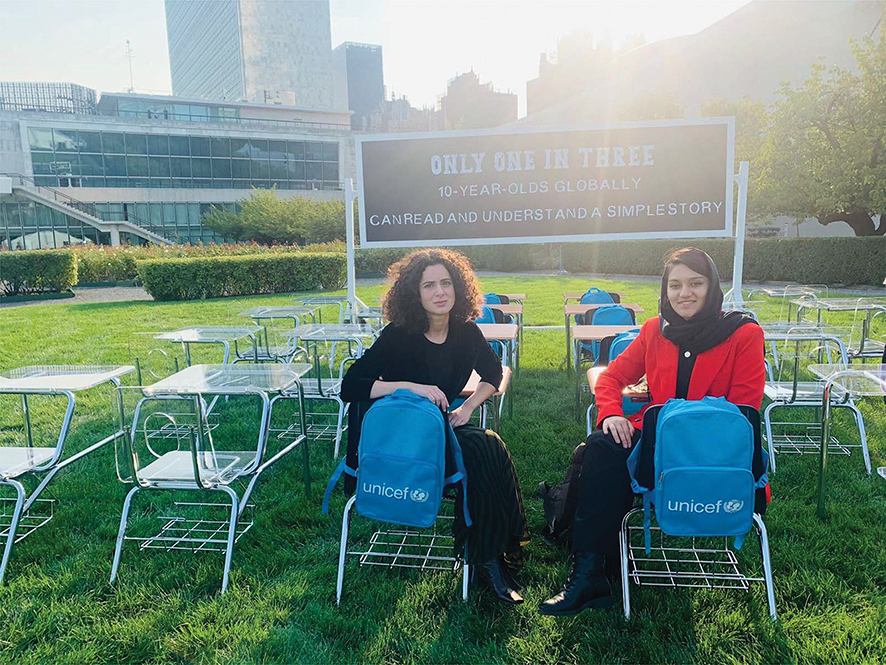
[{"x1": 724, "y1": 160, "x2": 750, "y2": 306}]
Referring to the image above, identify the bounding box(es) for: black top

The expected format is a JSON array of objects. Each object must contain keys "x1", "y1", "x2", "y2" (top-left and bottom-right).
[
  {"x1": 341, "y1": 320, "x2": 504, "y2": 404},
  {"x1": 675, "y1": 346, "x2": 698, "y2": 399}
]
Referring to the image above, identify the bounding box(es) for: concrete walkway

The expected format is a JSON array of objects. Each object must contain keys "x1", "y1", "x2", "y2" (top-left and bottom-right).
[{"x1": 0, "y1": 285, "x2": 152, "y2": 309}]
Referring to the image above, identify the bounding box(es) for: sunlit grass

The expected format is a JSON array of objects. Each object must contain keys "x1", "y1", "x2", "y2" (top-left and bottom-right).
[{"x1": 0, "y1": 278, "x2": 883, "y2": 664}]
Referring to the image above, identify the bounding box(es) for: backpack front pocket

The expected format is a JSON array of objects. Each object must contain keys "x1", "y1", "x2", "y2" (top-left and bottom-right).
[
  {"x1": 357, "y1": 455, "x2": 441, "y2": 528},
  {"x1": 656, "y1": 466, "x2": 755, "y2": 538}
]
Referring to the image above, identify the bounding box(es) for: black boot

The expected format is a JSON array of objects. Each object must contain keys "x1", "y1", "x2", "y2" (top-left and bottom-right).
[
  {"x1": 498, "y1": 554, "x2": 523, "y2": 592},
  {"x1": 472, "y1": 557, "x2": 524, "y2": 604},
  {"x1": 539, "y1": 551, "x2": 613, "y2": 616}
]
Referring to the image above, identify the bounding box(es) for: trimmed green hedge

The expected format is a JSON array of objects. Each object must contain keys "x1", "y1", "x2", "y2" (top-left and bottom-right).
[
  {"x1": 354, "y1": 237, "x2": 885, "y2": 286},
  {"x1": 0, "y1": 250, "x2": 78, "y2": 296},
  {"x1": 137, "y1": 253, "x2": 346, "y2": 301},
  {"x1": 560, "y1": 237, "x2": 886, "y2": 285},
  {"x1": 75, "y1": 248, "x2": 140, "y2": 284}
]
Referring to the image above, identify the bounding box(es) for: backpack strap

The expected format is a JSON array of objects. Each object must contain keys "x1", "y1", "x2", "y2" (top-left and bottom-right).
[
  {"x1": 322, "y1": 456, "x2": 357, "y2": 515},
  {"x1": 443, "y1": 423, "x2": 473, "y2": 528}
]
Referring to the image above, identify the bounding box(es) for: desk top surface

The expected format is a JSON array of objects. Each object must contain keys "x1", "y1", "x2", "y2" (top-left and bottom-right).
[
  {"x1": 0, "y1": 365, "x2": 134, "y2": 392},
  {"x1": 809, "y1": 364, "x2": 886, "y2": 396},
  {"x1": 460, "y1": 367, "x2": 511, "y2": 396},
  {"x1": 283, "y1": 323, "x2": 376, "y2": 339},
  {"x1": 155, "y1": 326, "x2": 262, "y2": 342},
  {"x1": 144, "y1": 363, "x2": 311, "y2": 395},
  {"x1": 238, "y1": 306, "x2": 319, "y2": 318},
  {"x1": 571, "y1": 325, "x2": 639, "y2": 341},
  {"x1": 477, "y1": 323, "x2": 519, "y2": 340}
]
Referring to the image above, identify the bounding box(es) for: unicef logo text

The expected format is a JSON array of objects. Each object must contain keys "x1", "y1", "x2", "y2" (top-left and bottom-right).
[
  {"x1": 362, "y1": 482, "x2": 432, "y2": 503},
  {"x1": 667, "y1": 498, "x2": 747, "y2": 514}
]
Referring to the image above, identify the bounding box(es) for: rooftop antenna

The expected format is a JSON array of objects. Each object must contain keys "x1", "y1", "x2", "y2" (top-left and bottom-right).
[{"x1": 125, "y1": 39, "x2": 135, "y2": 93}]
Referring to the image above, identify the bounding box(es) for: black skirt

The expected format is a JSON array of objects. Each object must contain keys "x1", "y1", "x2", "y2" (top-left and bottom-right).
[{"x1": 450, "y1": 425, "x2": 529, "y2": 565}]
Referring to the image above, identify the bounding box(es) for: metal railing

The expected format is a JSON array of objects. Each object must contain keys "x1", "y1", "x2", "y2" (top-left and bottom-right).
[
  {"x1": 3, "y1": 172, "x2": 172, "y2": 242},
  {"x1": 111, "y1": 110, "x2": 351, "y2": 132}
]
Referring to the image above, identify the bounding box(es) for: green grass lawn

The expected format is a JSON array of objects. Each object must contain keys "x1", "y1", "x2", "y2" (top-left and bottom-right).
[{"x1": 0, "y1": 276, "x2": 884, "y2": 664}]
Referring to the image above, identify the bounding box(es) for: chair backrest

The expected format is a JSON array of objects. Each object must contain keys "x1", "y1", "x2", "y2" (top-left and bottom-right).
[
  {"x1": 591, "y1": 304, "x2": 635, "y2": 326},
  {"x1": 594, "y1": 329, "x2": 640, "y2": 367},
  {"x1": 579, "y1": 287, "x2": 615, "y2": 306},
  {"x1": 773, "y1": 333, "x2": 848, "y2": 393},
  {"x1": 477, "y1": 305, "x2": 510, "y2": 325},
  {"x1": 483, "y1": 293, "x2": 510, "y2": 305},
  {"x1": 574, "y1": 287, "x2": 615, "y2": 326},
  {"x1": 607, "y1": 329, "x2": 640, "y2": 362},
  {"x1": 627, "y1": 398, "x2": 768, "y2": 550},
  {"x1": 323, "y1": 390, "x2": 471, "y2": 529}
]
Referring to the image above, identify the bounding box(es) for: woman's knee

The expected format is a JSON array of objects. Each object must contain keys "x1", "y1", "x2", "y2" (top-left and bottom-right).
[{"x1": 581, "y1": 430, "x2": 633, "y2": 471}]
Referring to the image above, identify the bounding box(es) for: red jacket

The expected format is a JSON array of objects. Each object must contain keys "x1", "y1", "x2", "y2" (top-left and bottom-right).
[{"x1": 596, "y1": 316, "x2": 766, "y2": 429}]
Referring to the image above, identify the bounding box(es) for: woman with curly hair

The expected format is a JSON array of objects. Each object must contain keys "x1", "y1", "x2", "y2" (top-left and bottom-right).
[{"x1": 341, "y1": 248, "x2": 528, "y2": 604}]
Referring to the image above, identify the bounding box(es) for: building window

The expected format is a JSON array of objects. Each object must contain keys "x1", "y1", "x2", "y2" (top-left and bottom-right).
[{"x1": 26, "y1": 127, "x2": 340, "y2": 190}]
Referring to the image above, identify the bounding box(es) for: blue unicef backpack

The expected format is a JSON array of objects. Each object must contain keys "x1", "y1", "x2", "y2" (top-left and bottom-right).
[
  {"x1": 627, "y1": 397, "x2": 768, "y2": 552},
  {"x1": 322, "y1": 390, "x2": 471, "y2": 529}
]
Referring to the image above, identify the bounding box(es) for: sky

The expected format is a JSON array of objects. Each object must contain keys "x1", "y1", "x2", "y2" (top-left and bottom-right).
[{"x1": 0, "y1": 0, "x2": 752, "y2": 117}]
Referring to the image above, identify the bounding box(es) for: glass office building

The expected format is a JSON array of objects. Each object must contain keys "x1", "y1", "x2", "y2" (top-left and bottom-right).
[
  {"x1": 26, "y1": 127, "x2": 340, "y2": 191},
  {"x1": 0, "y1": 90, "x2": 353, "y2": 249}
]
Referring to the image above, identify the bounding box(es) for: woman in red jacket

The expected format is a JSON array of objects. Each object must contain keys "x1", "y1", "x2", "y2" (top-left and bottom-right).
[{"x1": 540, "y1": 247, "x2": 765, "y2": 616}]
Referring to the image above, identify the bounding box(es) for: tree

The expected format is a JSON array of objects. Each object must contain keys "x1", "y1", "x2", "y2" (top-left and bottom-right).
[
  {"x1": 754, "y1": 28, "x2": 886, "y2": 236},
  {"x1": 701, "y1": 96, "x2": 769, "y2": 221},
  {"x1": 201, "y1": 206, "x2": 242, "y2": 240},
  {"x1": 201, "y1": 189, "x2": 348, "y2": 245}
]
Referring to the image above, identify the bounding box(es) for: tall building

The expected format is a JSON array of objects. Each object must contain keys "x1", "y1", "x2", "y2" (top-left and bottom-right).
[
  {"x1": 439, "y1": 71, "x2": 517, "y2": 130},
  {"x1": 525, "y1": 33, "x2": 623, "y2": 117},
  {"x1": 164, "y1": 0, "x2": 335, "y2": 109},
  {"x1": 0, "y1": 82, "x2": 97, "y2": 115},
  {"x1": 0, "y1": 90, "x2": 352, "y2": 249},
  {"x1": 365, "y1": 95, "x2": 439, "y2": 134},
  {"x1": 332, "y1": 42, "x2": 384, "y2": 130}
]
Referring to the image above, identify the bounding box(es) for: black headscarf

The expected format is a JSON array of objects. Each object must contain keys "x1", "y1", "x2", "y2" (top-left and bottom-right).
[{"x1": 659, "y1": 248, "x2": 756, "y2": 355}]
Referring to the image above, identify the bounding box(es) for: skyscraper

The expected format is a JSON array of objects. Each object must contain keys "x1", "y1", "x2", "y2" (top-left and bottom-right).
[
  {"x1": 164, "y1": 0, "x2": 335, "y2": 109},
  {"x1": 332, "y1": 42, "x2": 384, "y2": 130}
]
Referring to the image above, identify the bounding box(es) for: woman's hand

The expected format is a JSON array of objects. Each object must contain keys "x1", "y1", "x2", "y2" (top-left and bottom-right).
[
  {"x1": 405, "y1": 382, "x2": 449, "y2": 410},
  {"x1": 602, "y1": 415, "x2": 635, "y2": 449},
  {"x1": 448, "y1": 405, "x2": 474, "y2": 427}
]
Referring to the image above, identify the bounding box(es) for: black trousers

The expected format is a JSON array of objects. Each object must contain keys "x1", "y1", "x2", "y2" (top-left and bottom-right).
[{"x1": 571, "y1": 428, "x2": 642, "y2": 556}]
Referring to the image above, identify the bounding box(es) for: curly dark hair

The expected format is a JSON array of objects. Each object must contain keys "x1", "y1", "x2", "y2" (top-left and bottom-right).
[{"x1": 383, "y1": 249, "x2": 483, "y2": 333}]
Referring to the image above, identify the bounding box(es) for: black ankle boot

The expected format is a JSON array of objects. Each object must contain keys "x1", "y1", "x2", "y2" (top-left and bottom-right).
[
  {"x1": 473, "y1": 557, "x2": 524, "y2": 604},
  {"x1": 539, "y1": 551, "x2": 613, "y2": 616},
  {"x1": 498, "y1": 555, "x2": 523, "y2": 592}
]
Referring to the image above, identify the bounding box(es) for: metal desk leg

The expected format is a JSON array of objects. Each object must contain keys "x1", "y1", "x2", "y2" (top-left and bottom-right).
[
  {"x1": 297, "y1": 381, "x2": 310, "y2": 494},
  {"x1": 817, "y1": 380, "x2": 835, "y2": 519},
  {"x1": 184, "y1": 342, "x2": 192, "y2": 366},
  {"x1": 0, "y1": 479, "x2": 25, "y2": 585},
  {"x1": 574, "y1": 338, "x2": 581, "y2": 418},
  {"x1": 22, "y1": 394, "x2": 33, "y2": 448},
  {"x1": 565, "y1": 311, "x2": 572, "y2": 373}
]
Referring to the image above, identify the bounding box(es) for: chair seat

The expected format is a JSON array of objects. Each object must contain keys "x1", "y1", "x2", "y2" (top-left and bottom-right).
[
  {"x1": 300, "y1": 378, "x2": 342, "y2": 396},
  {"x1": 137, "y1": 450, "x2": 256, "y2": 485},
  {"x1": 0, "y1": 447, "x2": 56, "y2": 479},
  {"x1": 237, "y1": 345, "x2": 298, "y2": 361},
  {"x1": 764, "y1": 381, "x2": 847, "y2": 402},
  {"x1": 848, "y1": 341, "x2": 885, "y2": 357}
]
